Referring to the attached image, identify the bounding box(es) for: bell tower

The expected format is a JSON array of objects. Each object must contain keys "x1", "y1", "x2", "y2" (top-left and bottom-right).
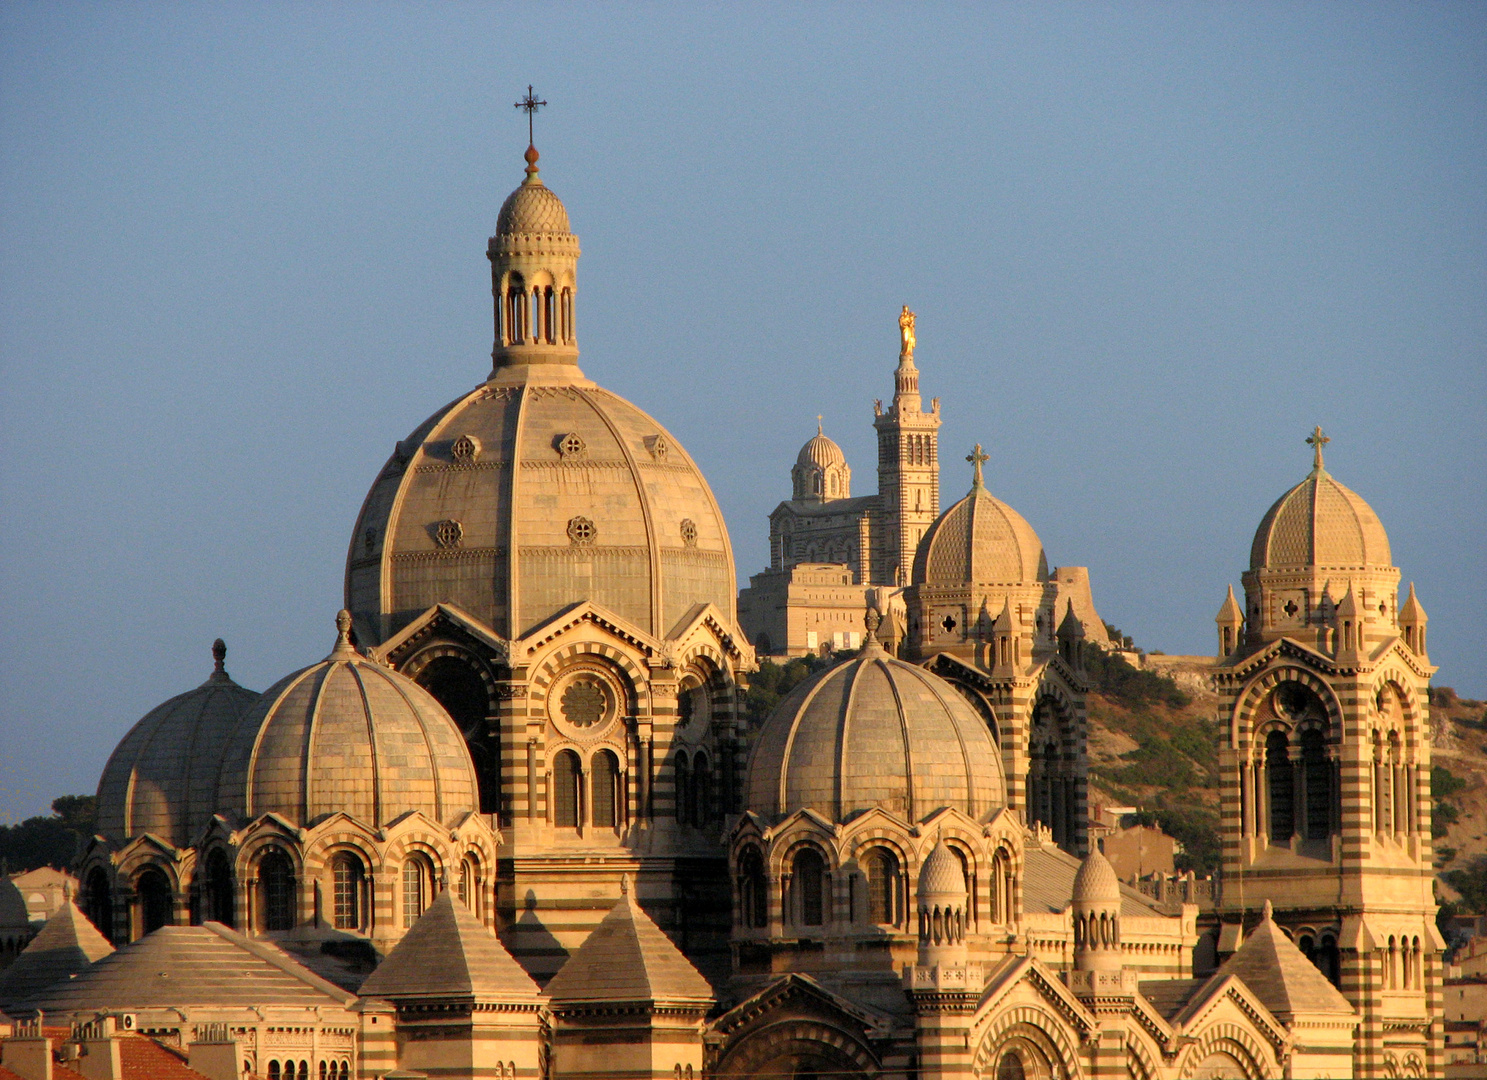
[
  {"x1": 872, "y1": 305, "x2": 941, "y2": 585},
  {"x1": 1212, "y1": 429, "x2": 1442, "y2": 1079}
]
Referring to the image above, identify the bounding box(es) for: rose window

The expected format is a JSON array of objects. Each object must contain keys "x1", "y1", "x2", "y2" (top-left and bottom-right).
[
  {"x1": 561, "y1": 679, "x2": 607, "y2": 728},
  {"x1": 559, "y1": 432, "x2": 586, "y2": 458},
  {"x1": 567, "y1": 516, "x2": 596, "y2": 545},
  {"x1": 451, "y1": 434, "x2": 479, "y2": 465},
  {"x1": 680, "y1": 518, "x2": 698, "y2": 547},
  {"x1": 435, "y1": 519, "x2": 464, "y2": 549}
]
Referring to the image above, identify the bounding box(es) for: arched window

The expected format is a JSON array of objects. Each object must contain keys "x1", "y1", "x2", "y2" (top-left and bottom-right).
[
  {"x1": 136, "y1": 866, "x2": 173, "y2": 936},
  {"x1": 1316, "y1": 932, "x2": 1341, "y2": 986},
  {"x1": 738, "y1": 847, "x2": 767, "y2": 929},
  {"x1": 84, "y1": 866, "x2": 114, "y2": 943},
  {"x1": 864, "y1": 848, "x2": 898, "y2": 926},
  {"x1": 331, "y1": 853, "x2": 364, "y2": 931},
  {"x1": 996, "y1": 1051, "x2": 1026, "y2": 1080},
  {"x1": 1266, "y1": 730, "x2": 1294, "y2": 842},
  {"x1": 413, "y1": 654, "x2": 499, "y2": 815},
  {"x1": 458, "y1": 854, "x2": 480, "y2": 916},
  {"x1": 691, "y1": 753, "x2": 711, "y2": 827},
  {"x1": 553, "y1": 749, "x2": 581, "y2": 828},
  {"x1": 204, "y1": 848, "x2": 234, "y2": 927},
  {"x1": 992, "y1": 848, "x2": 1013, "y2": 924},
  {"x1": 674, "y1": 752, "x2": 691, "y2": 825},
  {"x1": 259, "y1": 849, "x2": 296, "y2": 932},
  {"x1": 1300, "y1": 728, "x2": 1333, "y2": 839},
  {"x1": 402, "y1": 855, "x2": 433, "y2": 928},
  {"x1": 793, "y1": 848, "x2": 825, "y2": 927},
  {"x1": 592, "y1": 750, "x2": 621, "y2": 829},
  {"x1": 269, "y1": 1062, "x2": 281, "y2": 1080},
  {"x1": 505, "y1": 274, "x2": 527, "y2": 345}
]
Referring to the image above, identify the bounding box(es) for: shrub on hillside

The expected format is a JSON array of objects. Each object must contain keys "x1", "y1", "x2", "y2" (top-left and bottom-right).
[{"x1": 1082, "y1": 646, "x2": 1190, "y2": 709}]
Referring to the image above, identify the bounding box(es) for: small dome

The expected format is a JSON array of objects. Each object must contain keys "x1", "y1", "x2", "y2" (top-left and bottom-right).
[
  {"x1": 96, "y1": 641, "x2": 259, "y2": 847},
  {"x1": 1250, "y1": 453, "x2": 1391, "y2": 571},
  {"x1": 495, "y1": 173, "x2": 572, "y2": 236},
  {"x1": 919, "y1": 839, "x2": 967, "y2": 899},
  {"x1": 215, "y1": 613, "x2": 479, "y2": 829},
  {"x1": 796, "y1": 431, "x2": 846, "y2": 471},
  {"x1": 745, "y1": 638, "x2": 1005, "y2": 823},
  {"x1": 913, "y1": 484, "x2": 1048, "y2": 587},
  {"x1": 1072, "y1": 849, "x2": 1121, "y2": 906}
]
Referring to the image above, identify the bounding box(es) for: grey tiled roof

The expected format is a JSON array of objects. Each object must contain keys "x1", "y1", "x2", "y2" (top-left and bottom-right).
[
  {"x1": 1210, "y1": 916, "x2": 1354, "y2": 1019},
  {"x1": 359, "y1": 891, "x2": 540, "y2": 1003},
  {"x1": 0, "y1": 901, "x2": 113, "y2": 1012},
  {"x1": 18, "y1": 923, "x2": 353, "y2": 1012},
  {"x1": 1022, "y1": 846, "x2": 1164, "y2": 917},
  {"x1": 1138, "y1": 978, "x2": 1206, "y2": 1021},
  {"x1": 543, "y1": 891, "x2": 713, "y2": 1007}
]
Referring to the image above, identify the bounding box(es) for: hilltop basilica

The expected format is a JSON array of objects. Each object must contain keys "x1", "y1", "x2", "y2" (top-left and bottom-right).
[{"x1": 0, "y1": 140, "x2": 1444, "y2": 1080}]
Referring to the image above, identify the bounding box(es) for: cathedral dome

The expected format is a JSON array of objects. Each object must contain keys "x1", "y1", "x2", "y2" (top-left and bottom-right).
[
  {"x1": 796, "y1": 430, "x2": 846, "y2": 471},
  {"x1": 1249, "y1": 461, "x2": 1392, "y2": 571},
  {"x1": 95, "y1": 641, "x2": 259, "y2": 847},
  {"x1": 912, "y1": 469, "x2": 1048, "y2": 587},
  {"x1": 214, "y1": 612, "x2": 479, "y2": 829},
  {"x1": 347, "y1": 373, "x2": 736, "y2": 645},
  {"x1": 744, "y1": 633, "x2": 1004, "y2": 823}
]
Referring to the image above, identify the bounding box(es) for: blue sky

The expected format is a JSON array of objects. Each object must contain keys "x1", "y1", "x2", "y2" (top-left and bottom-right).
[{"x1": 1, "y1": 3, "x2": 1483, "y2": 821}]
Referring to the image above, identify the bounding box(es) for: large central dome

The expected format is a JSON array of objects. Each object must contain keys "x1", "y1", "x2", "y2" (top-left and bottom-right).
[{"x1": 346, "y1": 150, "x2": 737, "y2": 646}]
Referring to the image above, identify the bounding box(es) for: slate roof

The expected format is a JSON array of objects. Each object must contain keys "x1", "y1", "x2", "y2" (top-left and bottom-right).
[
  {"x1": 1138, "y1": 978, "x2": 1207, "y2": 1021},
  {"x1": 1209, "y1": 909, "x2": 1354, "y2": 1019},
  {"x1": 17, "y1": 923, "x2": 353, "y2": 1013},
  {"x1": 0, "y1": 900, "x2": 114, "y2": 1012},
  {"x1": 359, "y1": 891, "x2": 540, "y2": 1003},
  {"x1": 543, "y1": 888, "x2": 713, "y2": 1007},
  {"x1": 1022, "y1": 845, "x2": 1164, "y2": 917}
]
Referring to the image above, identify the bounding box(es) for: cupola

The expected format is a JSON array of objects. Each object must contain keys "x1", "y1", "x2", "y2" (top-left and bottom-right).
[
  {"x1": 1071, "y1": 849, "x2": 1122, "y2": 974},
  {"x1": 487, "y1": 143, "x2": 581, "y2": 373},
  {"x1": 916, "y1": 837, "x2": 969, "y2": 970},
  {"x1": 791, "y1": 419, "x2": 851, "y2": 501},
  {"x1": 1398, "y1": 582, "x2": 1428, "y2": 657},
  {"x1": 1215, "y1": 585, "x2": 1244, "y2": 658}
]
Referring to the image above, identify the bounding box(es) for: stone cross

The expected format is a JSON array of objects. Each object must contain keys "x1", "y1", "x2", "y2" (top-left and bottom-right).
[
  {"x1": 514, "y1": 85, "x2": 547, "y2": 146},
  {"x1": 967, "y1": 444, "x2": 989, "y2": 490},
  {"x1": 1307, "y1": 425, "x2": 1330, "y2": 471}
]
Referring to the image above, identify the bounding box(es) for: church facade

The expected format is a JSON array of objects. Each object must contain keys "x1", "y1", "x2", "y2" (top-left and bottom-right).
[{"x1": 2, "y1": 139, "x2": 1444, "y2": 1080}]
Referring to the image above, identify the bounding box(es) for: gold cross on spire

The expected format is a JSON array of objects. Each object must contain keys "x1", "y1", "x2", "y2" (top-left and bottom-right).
[
  {"x1": 1307, "y1": 425, "x2": 1330, "y2": 471},
  {"x1": 514, "y1": 84, "x2": 547, "y2": 147},
  {"x1": 967, "y1": 443, "x2": 989, "y2": 490}
]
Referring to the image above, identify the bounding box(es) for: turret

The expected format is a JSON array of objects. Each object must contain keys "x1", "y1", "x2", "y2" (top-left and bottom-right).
[
  {"x1": 1215, "y1": 585, "x2": 1243, "y2": 658},
  {"x1": 916, "y1": 838, "x2": 969, "y2": 972},
  {"x1": 1399, "y1": 582, "x2": 1428, "y2": 658},
  {"x1": 1334, "y1": 584, "x2": 1363, "y2": 663},
  {"x1": 990, "y1": 598, "x2": 1016, "y2": 677},
  {"x1": 1071, "y1": 849, "x2": 1122, "y2": 974},
  {"x1": 1056, "y1": 600, "x2": 1086, "y2": 670}
]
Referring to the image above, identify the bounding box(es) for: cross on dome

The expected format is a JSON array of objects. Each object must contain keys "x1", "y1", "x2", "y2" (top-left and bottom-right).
[
  {"x1": 1307, "y1": 425, "x2": 1330, "y2": 472},
  {"x1": 514, "y1": 84, "x2": 546, "y2": 145},
  {"x1": 967, "y1": 443, "x2": 989, "y2": 490}
]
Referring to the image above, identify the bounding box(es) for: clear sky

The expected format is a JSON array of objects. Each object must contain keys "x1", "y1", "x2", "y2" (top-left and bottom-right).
[{"x1": 1, "y1": 3, "x2": 1483, "y2": 822}]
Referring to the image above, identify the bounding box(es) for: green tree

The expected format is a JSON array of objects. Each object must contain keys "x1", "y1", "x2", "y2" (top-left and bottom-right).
[{"x1": 0, "y1": 795, "x2": 98, "y2": 873}]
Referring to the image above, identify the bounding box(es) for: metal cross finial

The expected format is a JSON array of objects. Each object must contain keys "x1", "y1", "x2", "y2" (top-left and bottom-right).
[
  {"x1": 1306, "y1": 425, "x2": 1330, "y2": 471},
  {"x1": 514, "y1": 85, "x2": 547, "y2": 146},
  {"x1": 967, "y1": 443, "x2": 989, "y2": 490}
]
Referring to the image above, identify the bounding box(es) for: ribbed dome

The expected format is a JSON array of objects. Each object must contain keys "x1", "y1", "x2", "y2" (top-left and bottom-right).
[
  {"x1": 495, "y1": 175, "x2": 572, "y2": 236},
  {"x1": 919, "y1": 839, "x2": 968, "y2": 899},
  {"x1": 745, "y1": 640, "x2": 1005, "y2": 823},
  {"x1": 1250, "y1": 465, "x2": 1392, "y2": 571},
  {"x1": 913, "y1": 484, "x2": 1049, "y2": 587},
  {"x1": 1072, "y1": 849, "x2": 1121, "y2": 905},
  {"x1": 796, "y1": 431, "x2": 846, "y2": 470},
  {"x1": 215, "y1": 613, "x2": 478, "y2": 829},
  {"x1": 95, "y1": 641, "x2": 259, "y2": 847},
  {"x1": 348, "y1": 371, "x2": 737, "y2": 645}
]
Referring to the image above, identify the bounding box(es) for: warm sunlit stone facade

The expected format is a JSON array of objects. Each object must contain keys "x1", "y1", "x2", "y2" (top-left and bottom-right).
[{"x1": 12, "y1": 145, "x2": 1442, "y2": 1080}]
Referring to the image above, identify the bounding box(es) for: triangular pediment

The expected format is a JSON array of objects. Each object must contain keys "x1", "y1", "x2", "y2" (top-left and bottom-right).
[
  {"x1": 515, "y1": 600, "x2": 659, "y2": 659},
  {"x1": 113, "y1": 832, "x2": 182, "y2": 864},
  {"x1": 711, "y1": 973, "x2": 892, "y2": 1042},
  {"x1": 1170, "y1": 972, "x2": 1290, "y2": 1054},
  {"x1": 972, "y1": 954, "x2": 1095, "y2": 1039},
  {"x1": 666, "y1": 601, "x2": 750, "y2": 665},
  {"x1": 766, "y1": 806, "x2": 838, "y2": 841},
  {"x1": 375, "y1": 602, "x2": 511, "y2": 666}
]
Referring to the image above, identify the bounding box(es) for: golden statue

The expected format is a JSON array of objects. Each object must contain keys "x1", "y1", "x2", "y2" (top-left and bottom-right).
[{"x1": 898, "y1": 305, "x2": 916, "y2": 361}]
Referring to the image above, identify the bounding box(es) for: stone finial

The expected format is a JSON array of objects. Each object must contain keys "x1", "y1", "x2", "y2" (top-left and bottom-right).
[
  {"x1": 967, "y1": 444, "x2": 989, "y2": 491},
  {"x1": 212, "y1": 638, "x2": 227, "y2": 674},
  {"x1": 620, "y1": 873, "x2": 630, "y2": 897},
  {"x1": 864, "y1": 606, "x2": 882, "y2": 646},
  {"x1": 1262, "y1": 899, "x2": 1274, "y2": 922},
  {"x1": 333, "y1": 609, "x2": 356, "y2": 655}
]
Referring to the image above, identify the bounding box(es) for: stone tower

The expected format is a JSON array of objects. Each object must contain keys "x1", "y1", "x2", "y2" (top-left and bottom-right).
[
  {"x1": 871, "y1": 306, "x2": 941, "y2": 586},
  {"x1": 1212, "y1": 429, "x2": 1441, "y2": 1079}
]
